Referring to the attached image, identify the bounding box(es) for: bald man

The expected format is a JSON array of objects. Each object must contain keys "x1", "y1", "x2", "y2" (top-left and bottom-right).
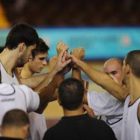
[
  {"x1": 103, "y1": 58, "x2": 123, "y2": 85},
  {"x1": 85, "y1": 58, "x2": 124, "y2": 140}
]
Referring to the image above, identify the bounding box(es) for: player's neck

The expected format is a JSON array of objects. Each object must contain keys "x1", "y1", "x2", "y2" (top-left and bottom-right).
[
  {"x1": 21, "y1": 64, "x2": 33, "y2": 78},
  {"x1": 63, "y1": 105, "x2": 85, "y2": 117},
  {"x1": 2, "y1": 128, "x2": 25, "y2": 139},
  {"x1": 0, "y1": 49, "x2": 18, "y2": 76}
]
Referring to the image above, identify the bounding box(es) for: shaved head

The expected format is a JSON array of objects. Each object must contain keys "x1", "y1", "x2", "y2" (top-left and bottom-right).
[{"x1": 103, "y1": 58, "x2": 123, "y2": 85}]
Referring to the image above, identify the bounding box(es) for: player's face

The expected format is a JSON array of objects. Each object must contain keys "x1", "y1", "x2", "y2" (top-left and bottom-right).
[
  {"x1": 103, "y1": 61, "x2": 122, "y2": 85},
  {"x1": 29, "y1": 53, "x2": 48, "y2": 73},
  {"x1": 19, "y1": 44, "x2": 36, "y2": 66}
]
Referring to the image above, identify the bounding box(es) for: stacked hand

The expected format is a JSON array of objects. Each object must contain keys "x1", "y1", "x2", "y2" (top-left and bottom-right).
[
  {"x1": 70, "y1": 47, "x2": 85, "y2": 68},
  {"x1": 49, "y1": 40, "x2": 85, "y2": 76}
]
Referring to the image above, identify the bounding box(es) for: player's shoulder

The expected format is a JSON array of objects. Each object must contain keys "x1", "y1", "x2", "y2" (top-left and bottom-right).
[{"x1": 0, "y1": 83, "x2": 15, "y2": 95}]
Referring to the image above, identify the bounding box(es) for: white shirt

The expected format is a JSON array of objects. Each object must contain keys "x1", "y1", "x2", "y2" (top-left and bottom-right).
[
  {"x1": 0, "y1": 62, "x2": 46, "y2": 140},
  {"x1": 87, "y1": 91, "x2": 124, "y2": 140},
  {"x1": 121, "y1": 95, "x2": 140, "y2": 140},
  {"x1": 0, "y1": 83, "x2": 39, "y2": 126},
  {"x1": 28, "y1": 112, "x2": 47, "y2": 140},
  {"x1": 0, "y1": 62, "x2": 19, "y2": 85}
]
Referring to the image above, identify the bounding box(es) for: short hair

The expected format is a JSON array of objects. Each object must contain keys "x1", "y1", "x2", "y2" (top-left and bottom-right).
[
  {"x1": 31, "y1": 38, "x2": 49, "y2": 59},
  {"x1": 5, "y1": 23, "x2": 39, "y2": 50},
  {"x1": 0, "y1": 46, "x2": 5, "y2": 53},
  {"x1": 58, "y1": 78, "x2": 84, "y2": 110},
  {"x1": 125, "y1": 50, "x2": 140, "y2": 78},
  {"x1": 1, "y1": 109, "x2": 29, "y2": 128}
]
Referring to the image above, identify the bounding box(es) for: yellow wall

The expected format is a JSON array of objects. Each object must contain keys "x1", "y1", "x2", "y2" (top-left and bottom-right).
[{"x1": 0, "y1": 4, "x2": 10, "y2": 28}]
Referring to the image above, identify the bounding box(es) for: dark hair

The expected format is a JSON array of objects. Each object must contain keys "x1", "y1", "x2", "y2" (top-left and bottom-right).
[
  {"x1": 125, "y1": 50, "x2": 140, "y2": 78},
  {"x1": 0, "y1": 46, "x2": 5, "y2": 53},
  {"x1": 31, "y1": 38, "x2": 49, "y2": 59},
  {"x1": 58, "y1": 78, "x2": 84, "y2": 110},
  {"x1": 5, "y1": 23, "x2": 39, "y2": 50},
  {"x1": 1, "y1": 109, "x2": 29, "y2": 128}
]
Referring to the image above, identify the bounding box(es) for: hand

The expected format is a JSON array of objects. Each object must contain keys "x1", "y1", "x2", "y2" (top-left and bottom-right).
[
  {"x1": 57, "y1": 64, "x2": 72, "y2": 75},
  {"x1": 70, "y1": 47, "x2": 85, "y2": 60},
  {"x1": 83, "y1": 104, "x2": 97, "y2": 118},
  {"x1": 70, "y1": 47, "x2": 85, "y2": 69},
  {"x1": 52, "y1": 50, "x2": 71, "y2": 73},
  {"x1": 48, "y1": 56, "x2": 57, "y2": 72},
  {"x1": 56, "y1": 40, "x2": 71, "y2": 75},
  {"x1": 67, "y1": 54, "x2": 80, "y2": 69},
  {"x1": 57, "y1": 40, "x2": 69, "y2": 56}
]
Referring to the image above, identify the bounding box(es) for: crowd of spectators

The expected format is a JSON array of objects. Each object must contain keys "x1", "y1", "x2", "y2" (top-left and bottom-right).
[{"x1": 1, "y1": 0, "x2": 140, "y2": 27}]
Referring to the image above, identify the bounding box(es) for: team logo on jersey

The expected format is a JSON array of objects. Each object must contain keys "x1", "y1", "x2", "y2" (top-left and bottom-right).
[{"x1": 1, "y1": 98, "x2": 15, "y2": 102}]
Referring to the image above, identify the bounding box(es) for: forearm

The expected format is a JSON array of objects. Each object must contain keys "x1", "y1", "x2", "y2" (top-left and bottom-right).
[
  {"x1": 35, "y1": 81, "x2": 57, "y2": 113},
  {"x1": 71, "y1": 67, "x2": 82, "y2": 81},
  {"x1": 20, "y1": 73, "x2": 48, "y2": 88},
  {"x1": 76, "y1": 60, "x2": 128, "y2": 101},
  {"x1": 34, "y1": 69, "x2": 57, "y2": 92},
  {"x1": 35, "y1": 74, "x2": 64, "y2": 113}
]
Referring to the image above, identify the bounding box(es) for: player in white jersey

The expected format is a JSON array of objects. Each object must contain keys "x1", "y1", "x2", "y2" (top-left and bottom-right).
[
  {"x1": 120, "y1": 50, "x2": 140, "y2": 140},
  {"x1": 0, "y1": 23, "x2": 71, "y2": 140},
  {"x1": 71, "y1": 48, "x2": 124, "y2": 139},
  {"x1": 0, "y1": 62, "x2": 19, "y2": 85},
  {"x1": 121, "y1": 95, "x2": 140, "y2": 140},
  {"x1": 20, "y1": 38, "x2": 49, "y2": 140},
  {"x1": 86, "y1": 58, "x2": 125, "y2": 140},
  {"x1": 87, "y1": 91, "x2": 123, "y2": 140},
  {"x1": 69, "y1": 49, "x2": 140, "y2": 140},
  {"x1": 0, "y1": 83, "x2": 39, "y2": 136}
]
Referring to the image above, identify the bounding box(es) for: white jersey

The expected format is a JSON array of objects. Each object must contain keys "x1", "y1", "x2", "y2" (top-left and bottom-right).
[
  {"x1": 121, "y1": 95, "x2": 140, "y2": 140},
  {"x1": 0, "y1": 83, "x2": 39, "y2": 128},
  {"x1": 28, "y1": 112, "x2": 47, "y2": 140},
  {"x1": 87, "y1": 91, "x2": 124, "y2": 140},
  {"x1": 0, "y1": 62, "x2": 46, "y2": 140},
  {"x1": 0, "y1": 62, "x2": 19, "y2": 85}
]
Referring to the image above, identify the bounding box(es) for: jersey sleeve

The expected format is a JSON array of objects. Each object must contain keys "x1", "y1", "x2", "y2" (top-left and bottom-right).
[
  {"x1": 19, "y1": 85, "x2": 40, "y2": 112},
  {"x1": 87, "y1": 91, "x2": 124, "y2": 116}
]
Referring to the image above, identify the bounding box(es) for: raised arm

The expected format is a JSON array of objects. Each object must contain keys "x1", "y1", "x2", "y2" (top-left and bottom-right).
[
  {"x1": 71, "y1": 47, "x2": 85, "y2": 81},
  {"x1": 35, "y1": 49, "x2": 71, "y2": 113},
  {"x1": 35, "y1": 74, "x2": 64, "y2": 113},
  {"x1": 34, "y1": 49, "x2": 71, "y2": 92},
  {"x1": 69, "y1": 54, "x2": 128, "y2": 102},
  {"x1": 56, "y1": 40, "x2": 72, "y2": 76},
  {"x1": 16, "y1": 66, "x2": 50, "y2": 88}
]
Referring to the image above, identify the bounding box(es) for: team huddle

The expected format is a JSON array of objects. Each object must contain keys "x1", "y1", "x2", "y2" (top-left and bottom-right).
[{"x1": 0, "y1": 23, "x2": 140, "y2": 140}]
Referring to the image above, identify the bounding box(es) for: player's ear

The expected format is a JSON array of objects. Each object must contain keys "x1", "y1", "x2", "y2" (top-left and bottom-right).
[
  {"x1": 28, "y1": 55, "x2": 33, "y2": 62},
  {"x1": 18, "y1": 43, "x2": 26, "y2": 53},
  {"x1": 126, "y1": 64, "x2": 131, "y2": 75}
]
